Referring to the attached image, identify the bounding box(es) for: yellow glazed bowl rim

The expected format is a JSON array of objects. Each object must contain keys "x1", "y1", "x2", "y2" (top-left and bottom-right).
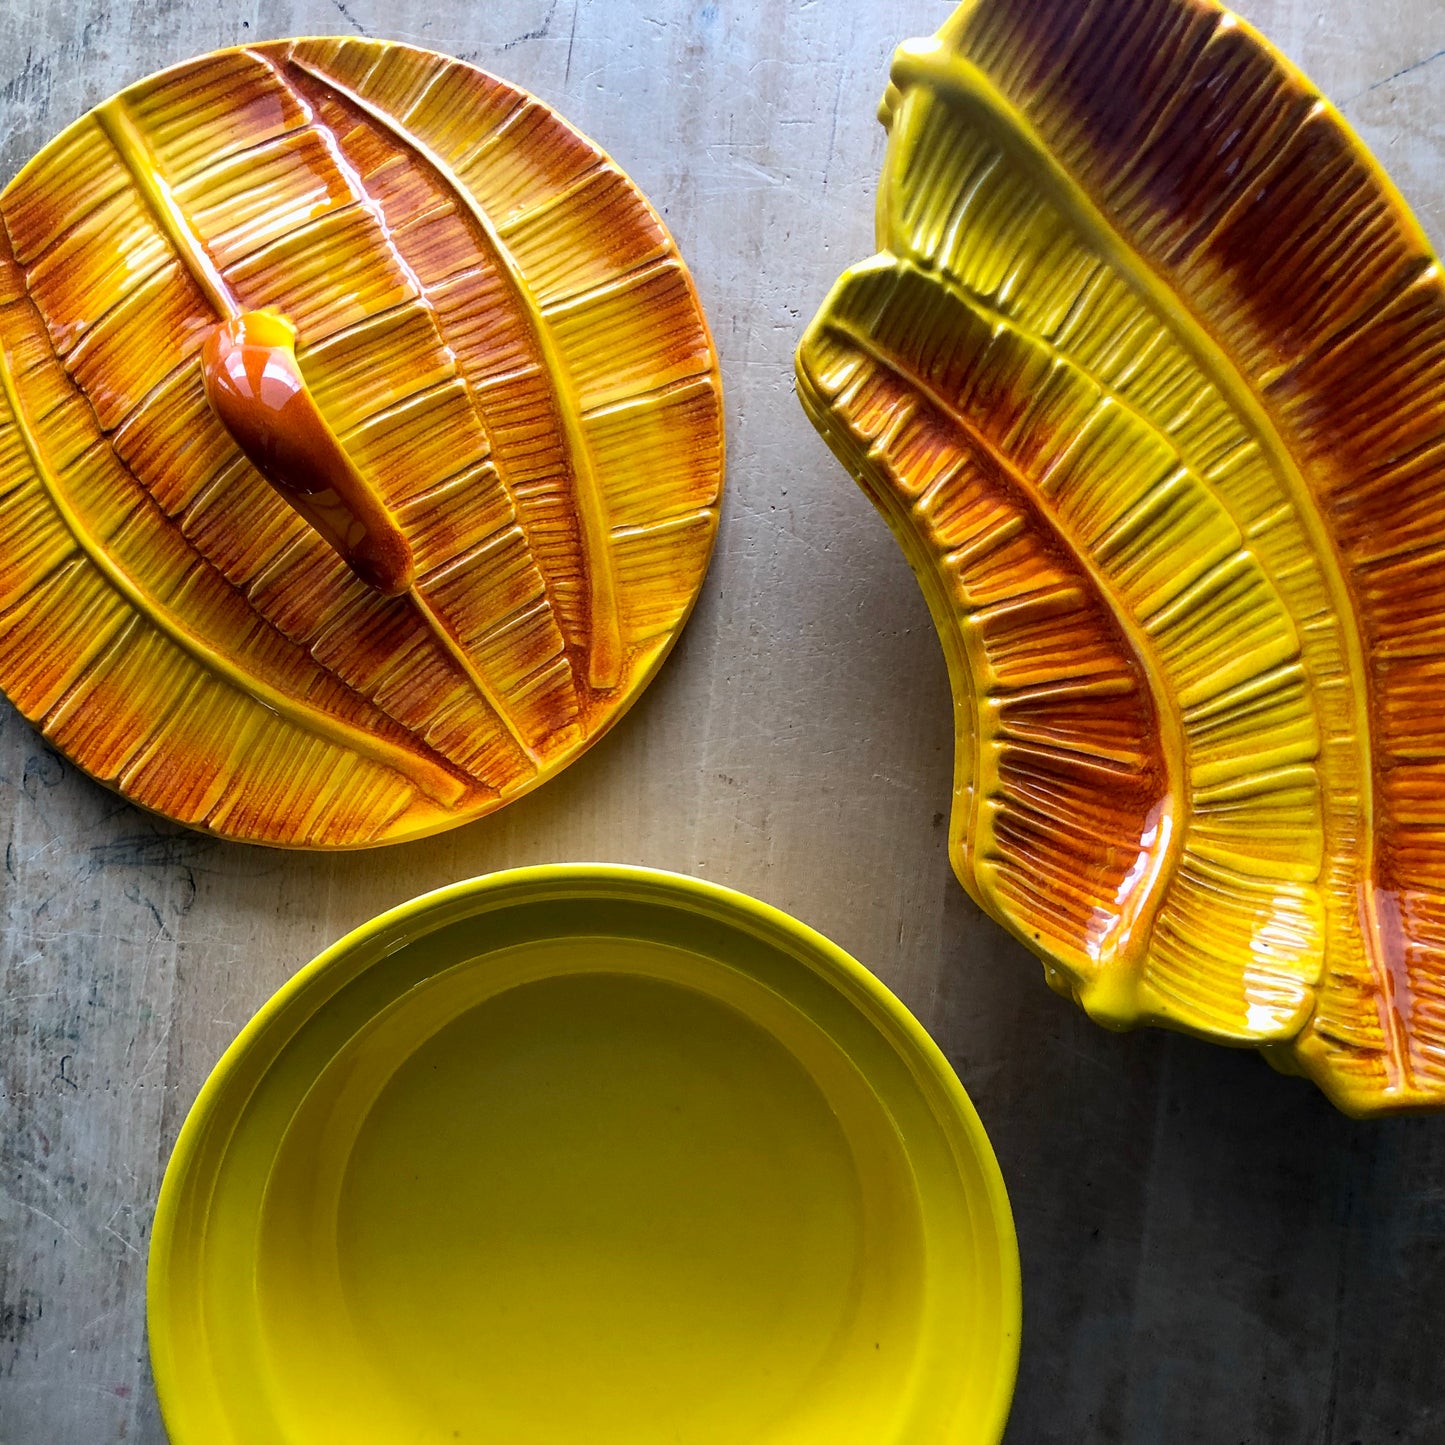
[{"x1": 147, "y1": 864, "x2": 1022, "y2": 1442}]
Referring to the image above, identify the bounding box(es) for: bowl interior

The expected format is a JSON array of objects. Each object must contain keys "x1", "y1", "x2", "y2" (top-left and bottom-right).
[{"x1": 150, "y1": 873, "x2": 1018, "y2": 1444}]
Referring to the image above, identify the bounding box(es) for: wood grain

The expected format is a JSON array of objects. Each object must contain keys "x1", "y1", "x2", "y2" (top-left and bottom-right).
[{"x1": 0, "y1": 1, "x2": 1442, "y2": 1441}]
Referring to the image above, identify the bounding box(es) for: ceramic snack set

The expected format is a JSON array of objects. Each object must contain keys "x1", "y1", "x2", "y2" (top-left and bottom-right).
[{"x1": 1, "y1": 0, "x2": 1443, "y2": 1439}]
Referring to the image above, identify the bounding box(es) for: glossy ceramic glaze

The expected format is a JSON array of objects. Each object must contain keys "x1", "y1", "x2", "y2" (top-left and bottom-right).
[
  {"x1": 199, "y1": 308, "x2": 417, "y2": 597},
  {"x1": 147, "y1": 866, "x2": 1021, "y2": 1445},
  {"x1": 796, "y1": 0, "x2": 1445, "y2": 1116},
  {"x1": 0, "y1": 40, "x2": 723, "y2": 847}
]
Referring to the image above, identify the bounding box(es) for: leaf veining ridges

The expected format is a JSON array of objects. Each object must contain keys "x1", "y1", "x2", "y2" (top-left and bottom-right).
[
  {"x1": 0, "y1": 38, "x2": 723, "y2": 848},
  {"x1": 798, "y1": 0, "x2": 1445, "y2": 1114}
]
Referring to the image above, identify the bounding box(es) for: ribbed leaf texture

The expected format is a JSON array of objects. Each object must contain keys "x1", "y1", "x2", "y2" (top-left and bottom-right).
[
  {"x1": 0, "y1": 39, "x2": 722, "y2": 848},
  {"x1": 796, "y1": 0, "x2": 1445, "y2": 1115}
]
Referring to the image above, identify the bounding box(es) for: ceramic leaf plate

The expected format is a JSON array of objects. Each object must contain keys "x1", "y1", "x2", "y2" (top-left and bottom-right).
[
  {"x1": 0, "y1": 39, "x2": 722, "y2": 848},
  {"x1": 796, "y1": 0, "x2": 1445, "y2": 1115}
]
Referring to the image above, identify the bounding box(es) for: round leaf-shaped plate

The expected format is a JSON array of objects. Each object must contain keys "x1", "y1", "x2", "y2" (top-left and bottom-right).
[
  {"x1": 147, "y1": 866, "x2": 1021, "y2": 1445},
  {"x1": 0, "y1": 40, "x2": 723, "y2": 847}
]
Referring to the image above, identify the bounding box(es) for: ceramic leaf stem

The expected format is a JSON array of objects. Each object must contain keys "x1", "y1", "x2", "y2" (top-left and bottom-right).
[{"x1": 96, "y1": 94, "x2": 240, "y2": 321}]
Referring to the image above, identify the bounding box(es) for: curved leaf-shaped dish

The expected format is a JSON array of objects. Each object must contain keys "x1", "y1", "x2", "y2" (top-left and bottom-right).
[
  {"x1": 796, "y1": 0, "x2": 1445, "y2": 1115},
  {"x1": 0, "y1": 38, "x2": 722, "y2": 848}
]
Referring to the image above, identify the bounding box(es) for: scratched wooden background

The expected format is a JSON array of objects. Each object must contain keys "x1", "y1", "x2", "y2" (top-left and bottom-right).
[{"x1": 0, "y1": 0, "x2": 1442, "y2": 1441}]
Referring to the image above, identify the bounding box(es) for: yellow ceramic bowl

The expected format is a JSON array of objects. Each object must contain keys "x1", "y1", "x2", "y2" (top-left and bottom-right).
[{"x1": 148, "y1": 866, "x2": 1020, "y2": 1444}]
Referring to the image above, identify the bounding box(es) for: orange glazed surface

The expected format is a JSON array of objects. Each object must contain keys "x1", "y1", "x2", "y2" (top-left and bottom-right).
[
  {"x1": 797, "y1": 0, "x2": 1445, "y2": 1116},
  {"x1": 0, "y1": 38, "x2": 723, "y2": 848}
]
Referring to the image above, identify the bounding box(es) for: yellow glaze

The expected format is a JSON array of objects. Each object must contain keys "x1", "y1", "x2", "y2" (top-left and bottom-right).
[
  {"x1": 147, "y1": 866, "x2": 1021, "y2": 1445},
  {"x1": 796, "y1": 0, "x2": 1445, "y2": 1115},
  {"x1": 0, "y1": 39, "x2": 723, "y2": 847}
]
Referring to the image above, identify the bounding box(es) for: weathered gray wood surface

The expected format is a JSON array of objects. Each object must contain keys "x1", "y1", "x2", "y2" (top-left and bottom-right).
[{"x1": 0, "y1": 1, "x2": 1442, "y2": 1440}]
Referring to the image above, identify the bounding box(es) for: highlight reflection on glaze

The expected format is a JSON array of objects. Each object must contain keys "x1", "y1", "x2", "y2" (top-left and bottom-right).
[{"x1": 201, "y1": 311, "x2": 414, "y2": 596}]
